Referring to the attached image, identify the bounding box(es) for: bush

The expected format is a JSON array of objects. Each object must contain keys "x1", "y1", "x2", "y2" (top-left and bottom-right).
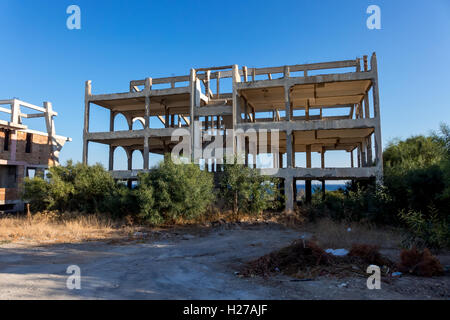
[
  {"x1": 219, "y1": 159, "x2": 281, "y2": 215},
  {"x1": 135, "y1": 159, "x2": 214, "y2": 224},
  {"x1": 399, "y1": 208, "x2": 450, "y2": 249},
  {"x1": 23, "y1": 161, "x2": 119, "y2": 214},
  {"x1": 398, "y1": 247, "x2": 444, "y2": 277},
  {"x1": 308, "y1": 184, "x2": 393, "y2": 224}
]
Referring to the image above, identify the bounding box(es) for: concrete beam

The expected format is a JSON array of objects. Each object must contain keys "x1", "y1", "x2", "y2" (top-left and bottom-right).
[
  {"x1": 236, "y1": 70, "x2": 375, "y2": 90},
  {"x1": 237, "y1": 117, "x2": 376, "y2": 132},
  {"x1": 259, "y1": 167, "x2": 378, "y2": 179},
  {"x1": 195, "y1": 105, "x2": 232, "y2": 117}
]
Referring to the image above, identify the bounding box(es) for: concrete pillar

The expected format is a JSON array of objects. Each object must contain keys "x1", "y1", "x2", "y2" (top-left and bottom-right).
[
  {"x1": 366, "y1": 136, "x2": 373, "y2": 166},
  {"x1": 371, "y1": 53, "x2": 383, "y2": 183},
  {"x1": 144, "y1": 77, "x2": 152, "y2": 128},
  {"x1": 244, "y1": 136, "x2": 249, "y2": 167},
  {"x1": 252, "y1": 140, "x2": 257, "y2": 169},
  {"x1": 361, "y1": 139, "x2": 367, "y2": 167},
  {"x1": 284, "y1": 85, "x2": 291, "y2": 121},
  {"x1": 305, "y1": 144, "x2": 312, "y2": 204},
  {"x1": 293, "y1": 178, "x2": 297, "y2": 203},
  {"x1": 143, "y1": 137, "x2": 149, "y2": 169},
  {"x1": 231, "y1": 65, "x2": 240, "y2": 155},
  {"x1": 284, "y1": 176, "x2": 294, "y2": 213},
  {"x1": 321, "y1": 147, "x2": 325, "y2": 201},
  {"x1": 286, "y1": 131, "x2": 293, "y2": 168},
  {"x1": 108, "y1": 146, "x2": 115, "y2": 171},
  {"x1": 189, "y1": 69, "x2": 196, "y2": 162},
  {"x1": 350, "y1": 150, "x2": 354, "y2": 168},
  {"x1": 82, "y1": 80, "x2": 91, "y2": 164},
  {"x1": 127, "y1": 150, "x2": 132, "y2": 170},
  {"x1": 357, "y1": 145, "x2": 361, "y2": 168},
  {"x1": 321, "y1": 180, "x2": 326, "y2": 201}
]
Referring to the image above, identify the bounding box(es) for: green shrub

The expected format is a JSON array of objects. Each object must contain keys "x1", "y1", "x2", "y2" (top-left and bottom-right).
[
  {"x1": 308, "y1": 184, "x2": 393, "y2": 224},
  {"x1": 135, "y1": 159, "x2": 214, "y2": 224},
  {"x1": 219, "y1": 159, "x2": 281, "y2": 215},
  {"x1": 22, "y1": 176, "x2": 53, "y2": 212},
  {"x1": 23, "y1": 161, "x2": 120, "y2": 214},
  {"x1": 399, "y1": 207, "x2": 450, "y2": 249},
  {"x1": 102, "y1": 184, "x2": 139, "y2": 218}
]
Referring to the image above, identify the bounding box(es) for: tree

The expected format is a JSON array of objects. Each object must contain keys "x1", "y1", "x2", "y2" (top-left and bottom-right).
[{"x1": 219, "y1": 158, "x2": 280, "y2": 215}]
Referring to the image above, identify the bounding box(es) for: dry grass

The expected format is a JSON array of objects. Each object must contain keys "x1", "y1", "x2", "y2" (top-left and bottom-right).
[
  {"x1": 0, "y1": 211, "x2": 147, "y2": 244},
  {"x1": 0, "y1": 210, "x2": 403, "y2": 249},
  {"x1": 302, "y1": 218, "x2": 402, "y2": 249}
]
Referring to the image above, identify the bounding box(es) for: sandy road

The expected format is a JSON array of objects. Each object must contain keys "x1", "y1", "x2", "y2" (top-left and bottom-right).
[{"x1": 0, "y1": 224, "x2": 448, "y2": 299}]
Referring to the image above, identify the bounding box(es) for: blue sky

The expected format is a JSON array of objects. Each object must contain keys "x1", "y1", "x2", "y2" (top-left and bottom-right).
[{"x1": 1, "y1": 0, "x2": 449, "y2": 170}]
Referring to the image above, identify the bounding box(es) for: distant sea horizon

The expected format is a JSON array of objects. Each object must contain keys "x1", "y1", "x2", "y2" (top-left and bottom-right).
[{"x1": 295, "y1": 182, "x2": 346, "y2": 192}]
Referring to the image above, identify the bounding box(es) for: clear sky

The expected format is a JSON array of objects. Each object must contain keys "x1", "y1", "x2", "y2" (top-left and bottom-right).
[{"x1": 1, "y1": 0, "x2": 449, "y2": 170}]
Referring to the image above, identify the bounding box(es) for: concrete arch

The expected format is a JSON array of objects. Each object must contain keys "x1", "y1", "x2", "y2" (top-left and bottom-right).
[
  {"x1": 113, "y1": 113, "x2": 130, "y2": 131},
  {"x1": 132, "y1": 117, "x2": 145, "y2": 130}
]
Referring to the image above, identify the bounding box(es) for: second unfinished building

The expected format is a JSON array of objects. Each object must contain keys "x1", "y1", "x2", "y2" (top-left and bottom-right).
[{"x1": 83, "y1": 53, "x2": 383, "y2": 212}]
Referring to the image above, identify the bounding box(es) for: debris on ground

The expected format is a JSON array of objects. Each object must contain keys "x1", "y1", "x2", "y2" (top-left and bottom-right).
[
  {"x1": 348, "y1": 244, "x2": 392, "y2": 266},
  {"x1": 398, "y1": 247, "x2": 444, "y2": 277},
  {"x1": 240, "y1": 240, "x2": 395, "y2": 280},
  {"x1": 240, "y1": 240, "x2": 330, "y2": 279}
]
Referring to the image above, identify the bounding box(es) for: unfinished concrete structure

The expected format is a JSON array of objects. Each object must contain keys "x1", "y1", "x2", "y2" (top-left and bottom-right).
[
  {"x1": 83, "y1": 53, "x2": 382, "y2": 212},
  {"x1": 0, "y1": 99, "x2": 71, "y2": 211}
]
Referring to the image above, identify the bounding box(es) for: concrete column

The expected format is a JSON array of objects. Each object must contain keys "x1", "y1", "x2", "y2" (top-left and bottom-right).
[
  {"x1": 292, "y1": 133, "x2": 296, "y2": 167},
  {"x1": 108, "y1": 146, "x2": 115, "y2": 171},
  {"x1": 143, "y1": 80, "x2": 151, "y2": 169},
  {"x1": 305, "y1": 144, "x2": 312, "y2": 204},
  {"x1": 350, "y1": 150, "x2": 354, "y2": 168},
  {"x1": 82, "y1": 80, "x2": 91, "y2": 164},
  {"x1": 145, "y1": 77, "x2": 152, "y2": 128},
  {"x1": 108, "y1": 111, "x2": 115, "y2": 171},
  {"x1": 165, "y1": 106, "x2": 169, "y2": 128},
  {"x1": 366, "y1": 136, "x2": 373, "y2": 166},
  {"x1": 361, "y1": 139, "x2": 367, "y2": 167},
  {"x1": 189, "y1": 69, "x2": 196, "y2": 162},
  {"x1": 11, "y1": 99, "x2": 20, "y2": 124},
  {"x1": 127, "y1": 149, "x2": 132, "y2": 171},
  {"x1": 252, "y1": 140, "x2": 257, "y2": 169},
  {"x1": 371, "y1": 53, "x2": 383, "y2": 183},
  {"x1": 357, "y1": 145, "x2": 361, "y2": 168},
  {"x1": 231, "y1": 65, "x2": 240, "y2": 154},
  {"x1": 321, "y1": 147, "x2": 325, "y2": 200},
  {"x1": 143, "y1": 137, "x2": 149, "y2": 169},
  {"x1": 284, "y1": 176, "x2": 294, "y2": 213},
  {"x1": 364, "y1": 91, "x2": 373, "y2": 165},
  {"x1": 44, "y1": 101, "x2": 56, "y2": 160},
  {"x1": 284, "y1": 85, "x2": 291, "y2": 121},
  {"x1": 286, "y1": 131, "x2": 293, "y2": 168}
]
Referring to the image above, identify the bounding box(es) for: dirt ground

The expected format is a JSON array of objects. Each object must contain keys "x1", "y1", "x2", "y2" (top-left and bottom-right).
[{"x1": 0, "y1": 223, "x2": 448, "y2": 300}]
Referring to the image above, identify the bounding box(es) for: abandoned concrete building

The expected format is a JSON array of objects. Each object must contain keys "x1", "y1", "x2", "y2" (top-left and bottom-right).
[
  {"x1": 0, "y1": 99, "x2": 71, "y2": 211},
  {"x1": 82, "y1": 53, "x2": 382, "y2": 212}
]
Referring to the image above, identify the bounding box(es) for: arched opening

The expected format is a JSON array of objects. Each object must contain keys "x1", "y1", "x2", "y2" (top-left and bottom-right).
[
  {"x1": 114, "y1": 113, "x2": 129, "y2": 131},
  {"x1": 132, "y1": 117, "x2": 145, "y2": 130},
  {"x1": 132, "y1": 149, "x2": 143, "y2": 170},
  {"x1": 113, "y1": 146, "x2": 128, "y2": 170}
]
